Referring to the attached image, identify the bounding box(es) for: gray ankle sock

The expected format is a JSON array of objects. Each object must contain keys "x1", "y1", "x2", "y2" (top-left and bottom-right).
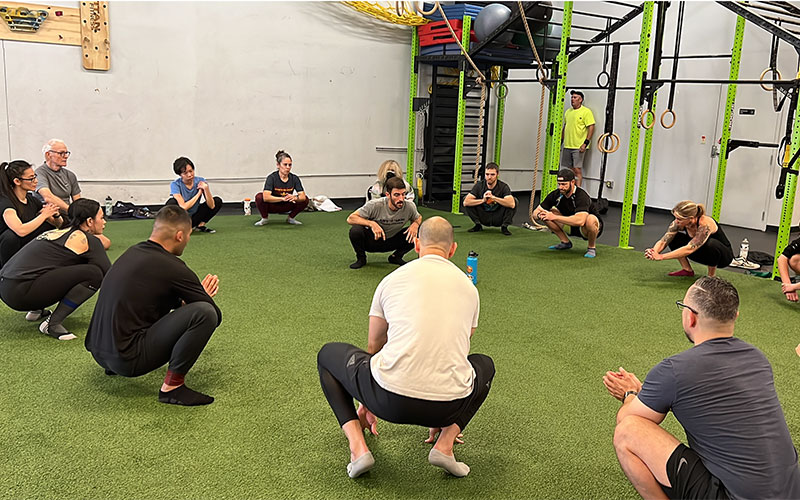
[
  {"x1": 428, "y1": 448, "x2": 470, "y2": 477},
  {"x1": 347, "y1": 451, "x2": 374, "y2": 478}
]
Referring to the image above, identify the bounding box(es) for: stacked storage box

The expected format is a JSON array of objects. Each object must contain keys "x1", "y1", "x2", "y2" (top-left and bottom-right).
[{"x1": 418, "y1": 19, "x2": 477, "y2": 56}]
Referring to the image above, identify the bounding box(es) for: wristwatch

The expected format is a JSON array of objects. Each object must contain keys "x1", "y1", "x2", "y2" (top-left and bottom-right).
[
  {"x1": 583, "y1": 139, "x2": 590, "y2": 146},
  {"x1": 622, "y1": 390, "x2": 638, "y2": 403}
]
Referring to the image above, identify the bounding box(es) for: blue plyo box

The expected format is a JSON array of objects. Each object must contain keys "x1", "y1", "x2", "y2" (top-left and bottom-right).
[{"x1": 422, "y1": 3, "x2": 483, "y2": 21}]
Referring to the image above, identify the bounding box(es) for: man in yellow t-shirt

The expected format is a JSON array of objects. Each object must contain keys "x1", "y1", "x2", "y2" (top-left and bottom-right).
[{"x1": 561, "y1": 90, "x2": 595, "y2": 187}]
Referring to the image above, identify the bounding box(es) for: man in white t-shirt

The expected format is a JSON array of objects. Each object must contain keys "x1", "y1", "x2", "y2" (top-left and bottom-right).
[{"x1": 317, "y1": 216, "x2": 495, "y2": 479}]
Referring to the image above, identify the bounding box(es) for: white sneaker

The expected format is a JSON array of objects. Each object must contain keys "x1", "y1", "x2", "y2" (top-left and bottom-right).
[
  {"x1": 729, "y1": 257, "x2": 761, "y2": 270},
  {"x1": 287, "y1": 217, "x2": 303, "y2": 225},
  {"x1": 254, "y1": 218, "x2": 269, "y2": 226}
]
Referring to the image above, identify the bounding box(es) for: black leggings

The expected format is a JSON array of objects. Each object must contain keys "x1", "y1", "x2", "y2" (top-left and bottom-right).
[
  {"x1": 91, "y1": 302, "x2": 218, "y2": 377},
  {"x1": 0, "y1": 224, "x2": 53, "y2": 268},
  {"x1": 165, "y1": 197, "x2": 222, "y2": 228},
  {"x1": 0, "y1": 264, "x2": 103, "y2": 311},
  {"x1": 349, "y1": 226, "x2": 414, "y2": 259},
  {"x1": 669, "y1": 233, "x2": 734, "y2": 268},
  {"x1": 318, "y1": 342, "x2": 495, "y2": 430},
  {"x1": 464, "y1": 198, "x2": 518, "y2": 227}
]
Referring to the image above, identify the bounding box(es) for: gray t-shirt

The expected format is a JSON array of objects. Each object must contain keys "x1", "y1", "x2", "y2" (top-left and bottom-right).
[
  {"x1": 639, "y1": 337, "x2": 800, "y2": 499},
  {"x1": 35, "y1": 163, "x2": 80, "y2": 204},
  {"x1": 357, "y1": 198, "x2": 420, "y2": 239}
]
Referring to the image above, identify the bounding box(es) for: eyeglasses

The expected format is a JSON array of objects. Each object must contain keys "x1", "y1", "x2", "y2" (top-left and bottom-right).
[
  {"x1": 48, "y1": 150, "x2": 70, "y2": 158},
  {"x1": 17, "y1": 175, "x2": 37, "y2": 181},
  {"x1": 676, "y1": 301, "x2": 699, "y2": 315}
]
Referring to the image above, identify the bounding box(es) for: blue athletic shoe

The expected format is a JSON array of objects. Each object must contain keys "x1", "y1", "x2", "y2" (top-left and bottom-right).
[{"x1": 548, "y1": 241, "x2": 573, "y2": 250}]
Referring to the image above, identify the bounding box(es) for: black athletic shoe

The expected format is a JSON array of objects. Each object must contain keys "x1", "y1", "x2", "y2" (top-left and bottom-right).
[
  {"x1": 194, "y1": 226, "x2": 216, "y2": 234},
  {"x1": 388, "y1": 254, "x2": 407, "y2": 266},
  {"x1": 158, "y1": 385, "x2": 214, "y2": 406},
  {"x1": 468, "y1": 224, "x2": 483, "y2": 232},
  {"x1": 501, "y1": 226, "x2": 512, "y2": 236},
  {"x1": 350, "y1": 258, "x2": 366, "y2": 269}
]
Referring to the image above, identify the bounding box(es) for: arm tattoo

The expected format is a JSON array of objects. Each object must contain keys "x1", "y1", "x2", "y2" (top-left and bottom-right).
[
  {"x1": 688, "y1": 224, "x2": 711, "y2": 250},
  {"x1": 659, "y1": 221, "x2": 679, "y2": 245}
]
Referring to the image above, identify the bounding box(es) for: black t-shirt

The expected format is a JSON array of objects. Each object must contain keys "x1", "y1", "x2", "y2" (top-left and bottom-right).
[
  {"x1": 0, "y1": 227, "x2": 110, "y2": 281},
  {"x1": 469, "y1": 179, "x2": 512, "y2": 212},
  {"x1": 540, "y1": 186, "x2": 597, "y2": 216},
  {"x1": 0, "y1": 193, "x2": 42, "y2": 234},
  {"x1": 85, "y1": 240, "x2": 222, "y2": 360},
  {"x1": 783, "y1": 237, "x2": 800, "y2": 258},
  {"x1": 264, "y1": 171, "x2": 304, "y2": 198}
]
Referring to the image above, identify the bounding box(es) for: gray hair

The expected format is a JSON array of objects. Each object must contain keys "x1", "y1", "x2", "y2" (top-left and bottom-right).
[{"x1": 42, "y1": 139, "x2": 65, "y2": 156}]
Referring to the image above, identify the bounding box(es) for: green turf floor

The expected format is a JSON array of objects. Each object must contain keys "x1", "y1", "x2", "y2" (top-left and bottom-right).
[{"x1": 2, "y1": 208, "x2": 799, "y2": 499}]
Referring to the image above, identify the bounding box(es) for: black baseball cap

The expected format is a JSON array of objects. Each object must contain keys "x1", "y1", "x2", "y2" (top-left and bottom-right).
[
  {"x1": 570, "y1": 90, "x2": 585, "y2": 99},
  {"x1": 557, "y1": 169, "x2": 575, "y2": 182}
]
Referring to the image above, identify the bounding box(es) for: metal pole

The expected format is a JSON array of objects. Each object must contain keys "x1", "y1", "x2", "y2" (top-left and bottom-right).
[
  {"x1": 634, "y1": 1, "x2": 669, "y2": 225},
  {"x1": 544, "y1": 1, "x2": 573, "y2": 196},
  {"x1": 773, "y1": 100, "x2": 800, "y2": 279},
  {"x1": 406, "y1": 26, "x2": 419, "y2": 188},
  {"x1": 494, "y1": 67, "x2": 506, "y2": 164},
  {"x1": 618, "y1": 1, "x2": 654, "y2": 249},
  {"x1": 451, "y1": 15, "x2": 471, "y2": 214},
  {"x1": 711, "y1": 15, "x2": 746, "y2": 219}
]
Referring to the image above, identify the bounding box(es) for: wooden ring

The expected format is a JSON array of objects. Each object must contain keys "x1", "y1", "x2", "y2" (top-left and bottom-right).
[
  {"x1": 416, "y1": 1, "x2": 438, "y2": 16},
  {"x1": 660, "y1": 109, "x2": 676, "y2": 129},
  {"x1": 760, "y1": 67, "x2": 782, "y2": 91},
  {"x1": 640, "y1": 109, "x2": 655, "y2": 129}
]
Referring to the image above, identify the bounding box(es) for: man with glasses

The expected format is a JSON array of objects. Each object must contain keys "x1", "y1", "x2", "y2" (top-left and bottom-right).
[
  {"x1": 35, "y1": 139, "x2": 109, "y2": 249},
  {"x1": 35, "y1": 139, "x2": 81, "y2": 213},
  {"x1": 603, "y1": 277, "x2": 800, "y2": 499}
]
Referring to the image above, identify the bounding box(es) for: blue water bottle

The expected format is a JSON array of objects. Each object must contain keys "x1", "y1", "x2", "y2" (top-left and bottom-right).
[{"x1": 466, "y1": 251, "x2": 478, "y2": 285}]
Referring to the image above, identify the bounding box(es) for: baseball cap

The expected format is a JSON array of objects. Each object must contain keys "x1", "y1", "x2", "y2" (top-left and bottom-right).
[
  {"x1": 570, "y1": 90, "x2": 585, "y2": 99},
  {"x1": 557, "y1": 169, "x2": 575, "y2": 182}
]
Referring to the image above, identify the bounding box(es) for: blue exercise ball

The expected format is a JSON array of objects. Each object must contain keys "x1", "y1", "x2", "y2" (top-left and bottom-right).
[{"x1": 475, "y1": 3, "x2": 513, "y2": 45}]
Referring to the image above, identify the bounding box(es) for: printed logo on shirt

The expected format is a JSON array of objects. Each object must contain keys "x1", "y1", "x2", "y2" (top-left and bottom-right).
[{"x1": 36, "y1": 228, "x2": 69, "y2": 241}]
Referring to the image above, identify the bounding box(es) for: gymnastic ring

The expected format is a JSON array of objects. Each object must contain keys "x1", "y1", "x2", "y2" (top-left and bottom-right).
[
  {"x1": 416, "y1": 0, "x2": 439, "y2": 16},
  {"x1": 760, "y1": 67, "x2": 782, "y2": 91},
  {"x1": 495, "y1": 83, "x2": 508, "y2": 99},
  {"x1": 428, "y1": 83, "x2": 433, "y2": 94},
  {"x1": 597, "y1": 133, "x2": 620, "y2": 153},
  {"x1": 596, "y1": 71, "x2": 610, "y2": 89},
  {"x1": 660, "y1": 109, "x2": 676, "y2": 129},
  {"x1": 640, "y1": 108, "x2": 655, "y2": 129}
]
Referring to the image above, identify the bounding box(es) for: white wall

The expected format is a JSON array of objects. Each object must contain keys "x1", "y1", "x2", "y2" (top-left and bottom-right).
[
  {"x1": 3, "y1": 2, "x2": 413, "y2": 204},
  {"x1": 491, "y1": 2, "x2": 800, "y2": 228}
]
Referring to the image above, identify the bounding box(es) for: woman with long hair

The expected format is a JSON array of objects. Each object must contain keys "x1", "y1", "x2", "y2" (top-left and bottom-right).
[
  {"x1": 0, "y1": 160, "x2": 61, "y2": 268},
  {"x1": 0, "y1": 198, "x2": 110, "y2": 340}
]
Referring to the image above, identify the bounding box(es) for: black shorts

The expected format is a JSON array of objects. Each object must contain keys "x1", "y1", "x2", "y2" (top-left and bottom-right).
[
  {"x1": 568, "y1": 214, "x2": 604, "y2": 240},
  {"x1": 661, "y1": 444, "x2": 729, "y2": 500}
]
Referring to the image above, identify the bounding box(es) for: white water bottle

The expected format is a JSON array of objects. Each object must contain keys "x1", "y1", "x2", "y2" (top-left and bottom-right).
[
  {"x1": 739, "y1": 238, "x2": 749, "y2": 261},
  {"x1": 243, "y1": 198, "x2": 252, "y2": 216},
  {"x1": 105, "y1": 196, "x2": 113, "y2": 217}
]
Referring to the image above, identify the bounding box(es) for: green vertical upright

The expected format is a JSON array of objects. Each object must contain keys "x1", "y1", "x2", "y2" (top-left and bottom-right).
[
  {"x1": 772, "y1": 105, "x2": 800, "y2": 279},
  {"x1": 633, "y1": 91, "x2": 658, "y2": 225},
  {"x1": 543, "y1": 1, "x2": 573, "y2": 196},
  {"x1": 618, "y1": 1, "x2": 654, "y2": 249},
  {"x1": 494, "y1": 71, "x2": 506, "y2": 164},
  {"x1": 711, "y1": 15, "x2": 746, "y2": 220},
  {"x1": 406, "y1": 26, "x2": 419, "y2": 187},
  {"x1": 451, "y1": 15, "x2": 472, "y2": 214},
  {"x1": 541, "y1": 89, "x2": 554, "y2": 196}
]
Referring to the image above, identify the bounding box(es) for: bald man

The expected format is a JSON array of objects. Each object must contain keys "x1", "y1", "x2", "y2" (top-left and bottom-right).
[
  {"x1": 85, "y1": 205, "x2": 222, "y2": 406},
  {"x1": 317, "y1": 216, "x2": 495, "y2": 479}
]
